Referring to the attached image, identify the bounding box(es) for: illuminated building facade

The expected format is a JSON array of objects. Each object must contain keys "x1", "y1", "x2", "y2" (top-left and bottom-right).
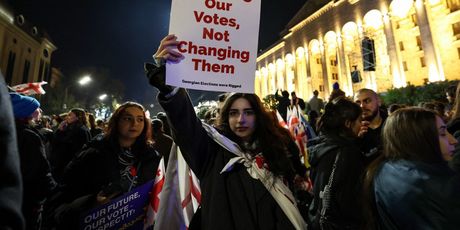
[
  {"x1": 255, "y1": 0, "x2": 460, "y2": 101},
  {"x1": 0, "y1": 2, "x2": 57, "y2": 86}
]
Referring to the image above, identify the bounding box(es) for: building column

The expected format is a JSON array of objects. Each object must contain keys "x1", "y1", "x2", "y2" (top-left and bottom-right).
[
  {"x1": 383, "y1": 13, "x2": 406, "y2": 88},
  {"x1": 414, "y1": 0, "x2": 445, "y2": 82},
  {"x1": 337, "y1": 34, "x2": 353, "y2": 95},
  {"x1": 305, "y1": 47, "x2": 313, "y2": 98},
  {"x1": 255, "y1": 71, "x2": 261, "y2": 96},
  {"x1": 263, "y1": 69, "x2": 268, "y2": 97},
  {"x1": 320, "y1": 41, "x2": 330, "y2": 97}
]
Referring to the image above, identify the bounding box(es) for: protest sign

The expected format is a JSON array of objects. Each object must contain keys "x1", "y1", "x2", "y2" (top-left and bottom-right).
[
  {"x1": 167, "y1": 0, "x2": 261, "y2": 93},
  {"x1": 79, "y1": 180, "x2": 154, "y2": 230}
]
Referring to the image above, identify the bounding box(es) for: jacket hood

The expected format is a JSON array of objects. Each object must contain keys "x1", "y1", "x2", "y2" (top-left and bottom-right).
[{"x1": 307, "y1": 134, "x2": 358, "y2": 167}]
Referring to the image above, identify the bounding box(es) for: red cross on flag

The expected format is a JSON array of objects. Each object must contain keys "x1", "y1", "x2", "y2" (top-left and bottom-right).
[
  {"x1": 144, "y1": 157, "x2": 166, "y2": 228},
  {"x1": 11, "y1": 81, "x2": 47, "y2": 95}
]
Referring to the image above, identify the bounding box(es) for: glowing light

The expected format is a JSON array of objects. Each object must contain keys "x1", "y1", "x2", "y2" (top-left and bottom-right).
[
  {"x1": 296, "y1": 47, "x2": 305, "y2": 58},
  {"x1": 0, "y1": 7, "x2": 14, "y2": 24},
  {"x1": 324, "y1": 31, "x2": 337, "y2": 54},
  {"x1": 261, "y1": 67, "x2": 268, "y2": 76},
  {"x1": 98, "y1": 94, "x2": 107, "y2": 101},
  {"x1": 276, "y1": 59, "x2": 285, "y2": 89},
  {"x1": 78, "y1": 75, "x2": 92, "y2": 85},
  {"x1": 268, "y1": 63, "x2": 275, "y2": 73},
  {"x1": 428, "y1": 0, "x2": 441, "y2": 6},
  {"x1": 390, "y1": 0, "x2": 413, "y2": 18},
  {"x1": 276, "y1": 59, "x2": 285, "y2": 69},
  {"x1": 392, "y1": 66, "x2": 403, "y2": 88},
  {"x1": 310, "y1": 40, "x2": 321, "y2": 54},
  {"x1": 428, "y1": 63, "x2": 441, "y2": 82},
  {"x1": 342, "y1": 22, "x2": 358, "y2": 34},
  {"x1": 342, "y1": 22, "x2": 359, "y2": 53},
  {"x1": 364, "y1": 10, "x2": 383, "y2": 29},
  {"x1": 285, "y1": 53, "x2": 294, "y2": 66}
]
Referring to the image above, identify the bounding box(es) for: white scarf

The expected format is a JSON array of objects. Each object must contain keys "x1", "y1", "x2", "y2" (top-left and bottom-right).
[{"x1": 202, "y1": 123, "x2": 308, "y2": 230}]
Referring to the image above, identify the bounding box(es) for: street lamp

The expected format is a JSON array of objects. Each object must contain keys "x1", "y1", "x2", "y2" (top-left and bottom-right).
[
  {"x1": 78, "y1": 75, "x2": 92, "y2": 85},
  {"x1": 98, "y1": 93, "x2": 107, "y2": 101},
  {"x1": 63, "y1": 75, "x2": 93, "y2": 110}
]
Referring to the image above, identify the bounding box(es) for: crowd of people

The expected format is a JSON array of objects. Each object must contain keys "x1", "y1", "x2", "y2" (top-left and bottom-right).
[{"x1": 0, "y1": 34, "x2": 459, "y2": 230}]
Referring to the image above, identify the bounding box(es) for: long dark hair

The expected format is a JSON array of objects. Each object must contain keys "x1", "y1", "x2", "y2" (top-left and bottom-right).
[
  {"x1": 88, "y1": 113, "x2": 97, "y2": 130},
  {"x1": 217, "y1": 93, "x2": 293, "y2": 179},
  {"x1": 70, "y1": 108, "x2": 89, "y2": 128},
  {"x1": 105, "y1": 102, "x2": 153, "y2": 152},
  {"x1": 363, "y1": 108, "x2": 444, "y2": 229},
  {"x1": 317, "y1": 97, "x2": 361, "y2": 137}
]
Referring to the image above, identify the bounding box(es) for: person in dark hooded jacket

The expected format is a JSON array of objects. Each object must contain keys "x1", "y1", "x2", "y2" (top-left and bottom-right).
[
  {"x1": 307, "y1": 96, "x2": 365, "y2": 229},
  {"x1": 10, "y1": 93, "x2": 56, "y2": 230}
]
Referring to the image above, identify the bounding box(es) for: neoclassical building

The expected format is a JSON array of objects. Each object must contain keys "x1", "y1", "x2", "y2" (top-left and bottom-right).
[
  {"x1": 0, "y1": 1, "x2": 57, "y2": 86},
  {"x1": 255, "y1": 0, "x2": 460, "y2": 101}
]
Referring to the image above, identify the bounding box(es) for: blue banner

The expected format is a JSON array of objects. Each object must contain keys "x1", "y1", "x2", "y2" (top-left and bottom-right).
[{"x1": 80, "y1": 180, "x2": 154, "y2": 230}]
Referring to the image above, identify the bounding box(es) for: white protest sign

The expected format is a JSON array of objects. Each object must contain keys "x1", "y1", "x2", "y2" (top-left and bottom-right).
[{"x1": 167, "y1": 0, "x2": 261, "y2": 93}]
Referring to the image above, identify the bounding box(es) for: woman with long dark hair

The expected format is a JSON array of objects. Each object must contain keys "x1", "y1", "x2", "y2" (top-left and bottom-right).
[
  {"x1": 145, "y1": 34, "x2": 306, "y2": 229},
  {"x1": 364, "y1": 108, "x2": 460, "y2": 229},
  {"x1": 50, "y1": 102, "x2": 160, "y2": 227},
  {"x1": 307, "y1": 97, "x2": 365, "y2": 229}
]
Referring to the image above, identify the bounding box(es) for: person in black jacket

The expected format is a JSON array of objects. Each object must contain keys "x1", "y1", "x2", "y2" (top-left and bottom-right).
[
  {"x1": 151, "y1": 118, "x2": 173, "y2": 168},
  {"x1": 0, "y1": 77, "x2": 25, "y2": 230},
  {"x1": 145, "y1": 34, "x2": 306, "y2": 229},
  {"x1": 50, "y1": 102, "x2": 160, "y2": 228},
  {"x1": 364, "y1": 108, "x2": 460, "y2": 229},
  {"x1": 291, "y1": 91, "x2": 306, "y2": 111},
  {"x1": 307, "y1": 96, "x2": 365, "y2": 229},
  {"x1": 275, "y1": 89, "x2": 290, "y2": 122},
  {"x1": 10, "y1": 93, "x2": 57, "y2": 230},
  {"x1": 50, "y1": 108, "x2": 91, "y2": 181},
  {"x1": 354, "y1": 88, "x2": 387, "y2": 166}
]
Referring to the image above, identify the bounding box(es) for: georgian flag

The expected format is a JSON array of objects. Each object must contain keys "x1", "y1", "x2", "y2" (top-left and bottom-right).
[
  {"x1": 287, "y1": 106, "x2": 310, "y2": 168},
  {"x1": 144, "y1": 144, "x2": 201, "y2": 230},
  {"x1": 144, "y1": 157, "x2": 166, "y2": 228},
  {"x1": 11, "y1": 81, "x2": 47, "y2": 95},
  {"x1": 177, "y1": 148, "x2": 201, "y2": 227}
]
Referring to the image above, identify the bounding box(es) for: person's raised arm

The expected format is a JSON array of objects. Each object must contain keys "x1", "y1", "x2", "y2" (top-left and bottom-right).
[
  {"x1": 145, "y1": 35, "x2": 215, "y2": 178},
  {"x1": 145, "y1": 34, "x2": 184, "y2": 95}
]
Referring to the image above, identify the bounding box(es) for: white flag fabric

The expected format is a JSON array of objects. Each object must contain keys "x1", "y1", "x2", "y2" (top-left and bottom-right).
[
  {"x1": 287, "y1": 106, "x2": 310, "y2": 167},
  {"x1": 11, "y1": 81, "x2": 47, "y2": 95},
  {"x1": 201, "y1": 123, "x2": 308, "y2": 229},
  {"x1": 144, "y1": 157, "x2": 166, "y2": 228},
  {"x1": 177, "y1": 146, "x2": 201, "y2": 226},
  {"x1": 150, "y1": 143, "x2": 201, "y2": 230}
]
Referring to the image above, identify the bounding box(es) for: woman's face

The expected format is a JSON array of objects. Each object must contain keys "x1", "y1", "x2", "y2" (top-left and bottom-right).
[
  {"x1": 437, "y1": 116, "x2": 457, "y2": 161},
  {"x1": 118, "y1": 107, "x2": 145, "y2": 141},
  {"x1": 66, "y1": 112, "x2": 78, "y2": 124},
  {"x1": 228, "y1": 98, "x2": 256, "y2": 142}
]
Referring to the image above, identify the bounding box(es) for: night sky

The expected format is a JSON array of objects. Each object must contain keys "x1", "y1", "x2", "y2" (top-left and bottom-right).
[{"x1": 7, "y1": 0, "x2": 306, "y2": 107}]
